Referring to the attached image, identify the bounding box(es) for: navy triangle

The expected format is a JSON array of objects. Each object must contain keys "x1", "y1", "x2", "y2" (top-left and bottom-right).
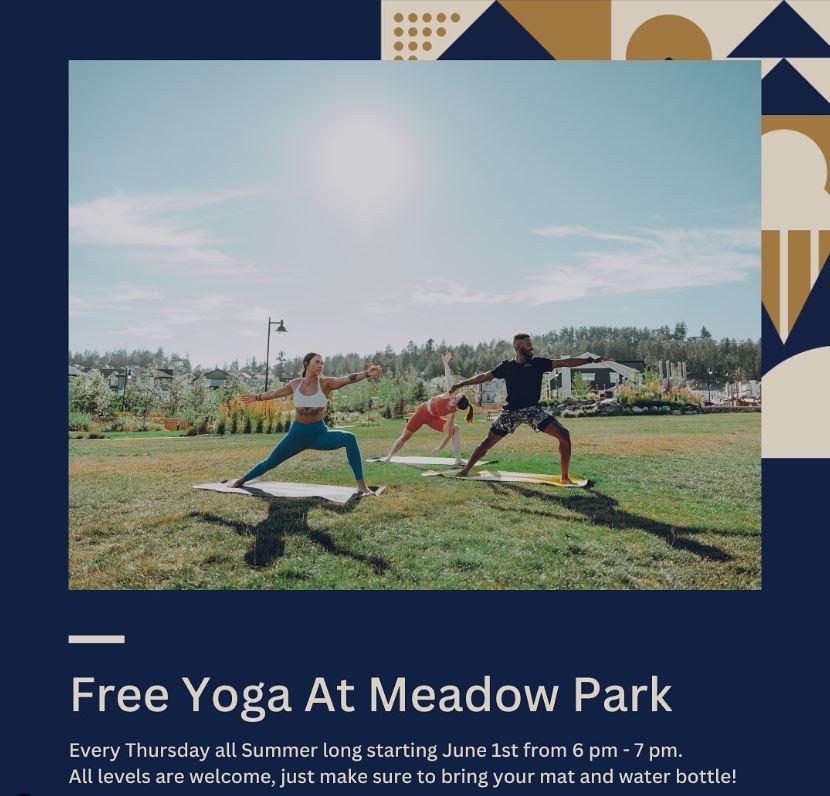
[
  {"x1": 763, "y1": 251, "x2": 830, "y2": 375},
  {"x1": 761, "y1": 303, "x2": 786, "y2": 375},
  {"x1": 440, "y1": 2, "x2": 553, "y2": 60},
  {"x1": 762, "y1": 59, "x2": 830, "y2": 115},
  {"x1": 730, "y1": 1, "x2": 830, "y2": 58}
]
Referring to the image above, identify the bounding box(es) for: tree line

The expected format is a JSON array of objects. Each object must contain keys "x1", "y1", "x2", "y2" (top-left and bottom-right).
[{"x1": 70, "y1": 323, "x2": 760, "y2": 384}]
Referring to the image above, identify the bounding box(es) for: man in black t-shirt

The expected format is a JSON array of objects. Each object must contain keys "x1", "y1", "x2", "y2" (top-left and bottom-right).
[{"x1": 449, "y1": 332, "x2": 607, "y2": 484}]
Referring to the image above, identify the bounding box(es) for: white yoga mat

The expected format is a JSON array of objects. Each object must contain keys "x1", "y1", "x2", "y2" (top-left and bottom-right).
[
  {"x1": 365, "y1": 456, "x2": 494, "y2": 466},
  {"x1": 422, "y1": 470, "x2": 589, "y2": 488},
  {"x1": 193, "y1": 481, "x2": 385, "y2": 504}
]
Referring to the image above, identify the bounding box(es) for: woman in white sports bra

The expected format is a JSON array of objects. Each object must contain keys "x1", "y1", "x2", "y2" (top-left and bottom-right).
[{"x1": 231, "y1": 353, "x2": 382, "y2": 495}]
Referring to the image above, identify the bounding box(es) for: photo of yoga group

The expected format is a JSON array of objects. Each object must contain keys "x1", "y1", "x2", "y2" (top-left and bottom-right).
[{"x1": 69, "y1": 60, "x2": 761, "y2": 590}]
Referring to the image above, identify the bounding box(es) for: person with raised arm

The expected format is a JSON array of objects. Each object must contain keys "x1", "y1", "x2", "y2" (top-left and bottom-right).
[
  {"x1": 449, "y1": 333, "x2": 608, "y2": 485},
  {"x1": 384, "y1": 351, "x2": 474, "y2": 466},
  {"x1": 230, "y1": 353, "x2": 382, "y2": 495}
]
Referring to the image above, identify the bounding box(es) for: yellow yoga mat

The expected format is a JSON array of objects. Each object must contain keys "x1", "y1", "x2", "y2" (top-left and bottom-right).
[
  {"x1": 366, "y1": 456, "x2": 494, "y2": 466},
  {"x1": 422, "y1": 470, "x2": 589, "y2": 488}
]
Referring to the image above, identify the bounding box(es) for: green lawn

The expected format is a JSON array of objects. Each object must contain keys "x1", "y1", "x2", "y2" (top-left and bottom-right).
[
  {"x1": 70, "y1": 430, "x2": 190, "y2": 439},
  {"x1": 69, "y1": 414, "x2": 760, "y2": 590}
]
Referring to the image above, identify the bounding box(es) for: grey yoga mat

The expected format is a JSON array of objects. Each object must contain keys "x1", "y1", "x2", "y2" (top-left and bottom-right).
[{"x1": 193, "y1": 481, "x2": 385, "y2": 504}]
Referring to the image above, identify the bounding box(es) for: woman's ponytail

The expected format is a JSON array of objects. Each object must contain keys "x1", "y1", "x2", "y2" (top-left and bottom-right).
[{"x1": 458, "y1": 395, "x2": 474, "y2": 424}]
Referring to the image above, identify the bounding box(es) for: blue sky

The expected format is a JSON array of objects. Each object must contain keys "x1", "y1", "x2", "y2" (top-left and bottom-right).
[{"x1": 70, "y1": 60, "x2": 760, "y2": 366}]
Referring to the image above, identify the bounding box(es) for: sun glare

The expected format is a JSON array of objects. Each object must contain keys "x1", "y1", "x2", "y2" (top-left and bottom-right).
[{"x1": 310, "y1": 109, "x2": 420, "y2": 218}]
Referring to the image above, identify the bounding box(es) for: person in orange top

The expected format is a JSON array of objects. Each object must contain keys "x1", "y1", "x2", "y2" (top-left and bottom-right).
[{"x1": 384, "y1": 351, "x2": 474, "y2": 465}]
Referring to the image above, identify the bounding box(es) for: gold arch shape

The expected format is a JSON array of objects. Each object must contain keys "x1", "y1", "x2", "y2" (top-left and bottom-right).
[{"x1": 626, "y1": 15, "x2": 712, "y2": 61}]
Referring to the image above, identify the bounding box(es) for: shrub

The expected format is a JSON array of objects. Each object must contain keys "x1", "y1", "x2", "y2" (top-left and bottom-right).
[
  {"x1": 243, "y1": 414, "x2": 253, "y2": 433},
  {"x1": 272, "y1": 412, "x2": 293, "y2": 433},
  {"x1": 104, "y1": 416, "x2": 125, "y2": 432},
  {"x1": 185, "y1": 377, "x2": 221, "y2": 426},
  {"x1": 255, "y1": 415, "x2": 265, "y2": 433},
  {"x1": 616, "y1": 386, "x2": 635, "y2": 405},
  {"x1": 69, "y1": 411, "x2": 92, "y2": 432},
  {"x1": 229, "y1": 412, "x2": 239, "y2": 434},
  {"x1": 186, "y1": 418, "x2": 211, "y2": 436},
  {"x1": 571, "y1": 372, "x2": 590, "y2": 398},
  {"x1": 215, "y1": 415, "x2": 227, "y2": 435},
  {"x1": 70, "y1": 370, "x2": 114, "y2": 416},
  {"x1": 667, "y1": 386, "x2": 702, "y2": 407}
]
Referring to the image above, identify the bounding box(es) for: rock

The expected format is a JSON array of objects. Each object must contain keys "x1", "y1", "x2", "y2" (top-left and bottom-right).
[
  {"x1": 671, "y1": 409, "x2": 682, "y2": 415},
  {"x1": 659, "y1": 406, "x2": 671, "y2": 414},
  {"x1": 632, "y1": 406, "x2": 643, "y2": 414}
]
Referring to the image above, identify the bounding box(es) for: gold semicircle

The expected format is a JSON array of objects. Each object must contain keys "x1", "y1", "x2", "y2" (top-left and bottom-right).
[{"x1": 626, "y1": 15, "x2": 712, "y2": 61}]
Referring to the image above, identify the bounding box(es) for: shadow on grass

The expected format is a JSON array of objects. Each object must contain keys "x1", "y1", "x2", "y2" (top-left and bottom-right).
[
  {"x1": 485, "y1": 483, "x2": 735, "y2": 562},
  {"x1": 189, "y1": 498, "x2": 390, "y2": 574}
]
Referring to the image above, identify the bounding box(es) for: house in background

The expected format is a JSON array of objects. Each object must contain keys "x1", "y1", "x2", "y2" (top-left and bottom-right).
[
  {"x1": 153, "y1": 368, "x2": 174, "y2": 394},
  {"x1": 476, "y1": 378, "x2": 507, "y2": 406},
  {"x1": 239, "y1": 371, "x2": 268, "y2": 389},
  {"x1": 194, "y1": 369, "x2": 230, "y2": 389},
  {"x1": 69, "y1": 365, "x2": 83, "y2": 380},
  {"x1": 129, "y1": 367, "x2": 175, "y2": 394},
  {"x1": 549, "y1": 353, "x2": 643, "y2": 399},
  {"x1": 96, "y1": 366, "x2": 131, "y2": 394}
]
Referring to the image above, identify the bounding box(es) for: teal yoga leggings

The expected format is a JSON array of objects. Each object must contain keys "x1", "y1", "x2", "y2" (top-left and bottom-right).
[{"x1": 243, "y1": 420, "x2": 364, "y2": 482}]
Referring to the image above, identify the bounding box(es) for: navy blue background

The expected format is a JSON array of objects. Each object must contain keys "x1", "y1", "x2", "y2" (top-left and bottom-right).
[{"x1": 8, "y1": 1, "x2": 828, "y2": 792}]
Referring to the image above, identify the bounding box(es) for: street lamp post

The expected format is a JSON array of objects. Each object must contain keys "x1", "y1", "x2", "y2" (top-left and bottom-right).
[
  {"x1": 707, "y1": 368, "x2": 713, "y2": 404},
  {"x1": 264, "y1": 317, "x2": 287, "y2": 393}
]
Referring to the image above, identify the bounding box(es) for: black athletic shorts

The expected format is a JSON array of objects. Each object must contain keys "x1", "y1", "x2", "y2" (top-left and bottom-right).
[{"x1": 490, "y1": 405, "x2": 563, "y2": 436}]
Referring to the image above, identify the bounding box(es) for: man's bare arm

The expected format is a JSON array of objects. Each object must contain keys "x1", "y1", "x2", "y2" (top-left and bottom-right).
[
  {"x1": 550, "y1": 356, "x2": 609, "y2": 369},
  {"x1": 449, "y1": 371, "x2": 494, "y2": 393}
]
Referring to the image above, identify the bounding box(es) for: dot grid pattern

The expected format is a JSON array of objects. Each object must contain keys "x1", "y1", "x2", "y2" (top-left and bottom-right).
[{"x1": 391, "y1": 10, "x2": 462, "y2": 60}]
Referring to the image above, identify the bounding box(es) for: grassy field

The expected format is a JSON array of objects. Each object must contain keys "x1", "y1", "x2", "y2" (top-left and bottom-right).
[{"x1": 69, "y1": 414, "x2": 760, "y2": 590}]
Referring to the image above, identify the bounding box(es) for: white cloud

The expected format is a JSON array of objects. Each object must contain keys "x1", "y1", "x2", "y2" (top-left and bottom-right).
[
  {"x1": 110, "y1": 294, "x2": 272, "y2": 342},
  {"x1": 69, "y1": 189, "x2": 252, "y2": 247},
  {"x1": 361, "y1": 297, "x2": 407, "y2": 315},
  {"x1": 70, "y1": 283, "x2": 275, "y2": 352},
  {"x1": 412, "y1": 226, "x2": 759, "y2": 307},
  {"x1": 69, "y1": 284, "x2": 164, "y2": 316},
  {"x1": 412, "y1": 279, "x2": 506, "y2": 306},
  {"x1": 532, "y1": 225, "x2": 590, "y2": 237},
  {"x1": 532, "y1": 224, "x2": 651, "y2": 245},
  {"x1": 68, "y1": 188, "x2": 287, "y2": 279}
]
